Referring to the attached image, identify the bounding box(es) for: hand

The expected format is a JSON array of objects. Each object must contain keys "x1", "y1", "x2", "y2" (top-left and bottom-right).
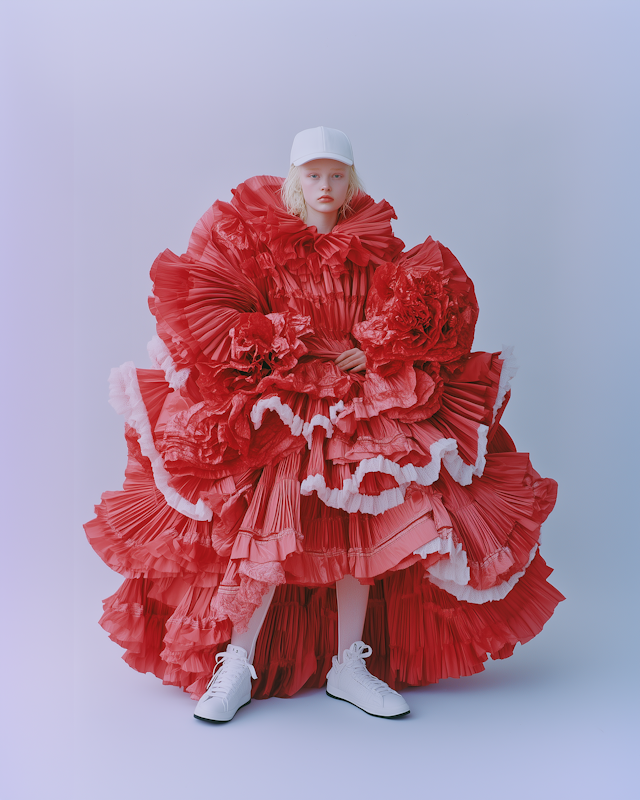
[{"x1": 334, "y1": 348, "x2": 367, "y2": 373}]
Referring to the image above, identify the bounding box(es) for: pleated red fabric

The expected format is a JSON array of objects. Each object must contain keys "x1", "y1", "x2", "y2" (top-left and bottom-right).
[{"x1": 86, "y1": 176, "x2": 563, "y2": 699}]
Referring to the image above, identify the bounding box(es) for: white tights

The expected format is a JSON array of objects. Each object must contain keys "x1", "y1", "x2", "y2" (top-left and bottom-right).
[
  {"x1": 229, "y1": 575, "x2": 370, "y2": 664},
  {"x1": 230, "y1": 584, "x2": 276, "y2": 663},
  {"x1": 335, "y1": 574, "x2": 370, "y2": 663}
]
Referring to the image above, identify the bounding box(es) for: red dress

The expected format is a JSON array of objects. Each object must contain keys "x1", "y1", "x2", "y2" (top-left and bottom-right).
[{"x1": 85, "y1": 176, "x2": 564, "y2": 700}]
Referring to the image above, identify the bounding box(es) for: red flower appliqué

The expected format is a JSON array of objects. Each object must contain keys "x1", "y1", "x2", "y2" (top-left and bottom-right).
[
  {"x1": 196, "y1": 311, "x2": 312, "y2": 404},
  {"x1": 354, "y1": 243, "x2": 478, "y2": 374}
]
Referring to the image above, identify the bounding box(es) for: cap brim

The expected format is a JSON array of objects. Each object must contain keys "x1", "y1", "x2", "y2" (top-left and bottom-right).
[{"x1": 292, "y1": 152, "x2": 354, "y2": 167}]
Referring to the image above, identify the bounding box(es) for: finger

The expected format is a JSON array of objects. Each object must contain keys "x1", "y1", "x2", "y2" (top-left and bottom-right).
[
  {"x1": 334, "y1": 349, "x2": 357, "y2": 366},
  {"x1": 338, "y1": 355, "x2": 362, "y2": 370},
  {"x1": 335, "y1": 349, "x2": 366, "y2": 372},
  {"x1": 335, "y1": 358, "x2": 357, "y2": 370},
  {"x1": 346, "y1": 362, "x2": 366, "y2": 373}
]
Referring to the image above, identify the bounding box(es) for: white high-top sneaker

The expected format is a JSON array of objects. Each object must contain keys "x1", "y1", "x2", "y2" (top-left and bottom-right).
[
  {"x1": 194, "y1": 645, "x2": 257, "y2": 723},
  {"x1": 326, "y1": 641, "x2": 410, "y2": 718}
]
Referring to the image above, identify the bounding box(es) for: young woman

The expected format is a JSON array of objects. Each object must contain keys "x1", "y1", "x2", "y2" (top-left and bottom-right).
[{"x1": 86, "y1": 127, "x2": 563, "y2": 723}]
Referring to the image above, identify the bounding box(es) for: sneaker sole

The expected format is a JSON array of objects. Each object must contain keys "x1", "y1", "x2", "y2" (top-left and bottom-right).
[
  {"x1": 326, "y1": 690, "x2": 410, "y2": 719},
  {"x1": 194, "y1": 699, "x2": 251, "y2": 724}
]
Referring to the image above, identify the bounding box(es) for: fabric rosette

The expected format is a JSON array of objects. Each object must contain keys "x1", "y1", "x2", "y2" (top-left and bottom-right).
[
  {"x1": 196, "y1": 311, "x2": 313, "y2": 406},
  {"x1": 353, "y1": 239, "x2": 478, "y2": 375}
]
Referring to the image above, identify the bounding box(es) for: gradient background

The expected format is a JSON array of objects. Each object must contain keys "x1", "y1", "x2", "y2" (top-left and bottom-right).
[{"x1": 2, "y1": 1, "x2": 638, "y2": 798}]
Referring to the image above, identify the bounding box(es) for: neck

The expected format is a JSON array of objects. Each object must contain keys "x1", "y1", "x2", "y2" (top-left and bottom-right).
[{"x1": 305, "y1": 206, "x2": 338, "y2": 234}]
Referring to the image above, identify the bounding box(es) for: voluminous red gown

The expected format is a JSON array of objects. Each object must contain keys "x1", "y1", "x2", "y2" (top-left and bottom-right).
[{"x1": 85, "y1": 176, "x2": 563, "y2": 699}]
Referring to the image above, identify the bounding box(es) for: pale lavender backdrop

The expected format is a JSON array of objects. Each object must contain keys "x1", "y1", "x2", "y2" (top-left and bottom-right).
[{"x1": 2, "y1": 0, "x2": 638, "y2": 798}]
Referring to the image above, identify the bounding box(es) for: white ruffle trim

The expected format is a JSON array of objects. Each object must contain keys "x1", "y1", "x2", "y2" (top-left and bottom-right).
[
  {"x1": 300, "y1": 428, "x2": 489, "y2": 515},
  {"x1": 444, "y1": 424, "x2": 489, "y2": 485},
  {"x1": 109, "y1": 362, "x2": 212, "y2": 522},
  {"x1": 147, "y1": 335, "x2": 191, "y2": 390},
  {"x1": 301, "y1": 472, "x2": 408, "y2": 515},
  {"x1": 251, "y1": 395, "x2": 304, "y2": 437},
  {"x1": 418, "y1": 535, "x2": 539, "y2": 604},
  {"x1": 251, "y1": 397, "x2": 345, "y2": 448},
  {"x1": 412, "y1": 532, "x2": 469, "y2": 586},
  {"x1": 493, "y1": 346, "x2": 518, "y2": 424},
  {"x1": 299, "y1": 435, "x2": 484, "y2": 515},
  {"x1": 329, "y1": 400, "x2": 345, "y2": 423}
]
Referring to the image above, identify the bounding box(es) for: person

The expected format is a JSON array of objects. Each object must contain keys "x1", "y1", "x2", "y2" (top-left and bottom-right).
[{"x1": 85, "y1": 126, "x2": 563, "y2": 723}]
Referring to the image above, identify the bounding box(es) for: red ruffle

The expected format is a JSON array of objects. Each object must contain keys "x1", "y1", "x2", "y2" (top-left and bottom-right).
[
  {"x1": 149, "y1": 246, "x2": 268, "y2": 371},
  {"x1": 434, "y1": 453, "x2": 557, "y2": 591},
  {"x1": 231, "y1": 177, "x2": 405, "y2": 279},
  {"x1": 97, "y1": 552, "x2": 563, "y2": 700},
  {"x1": 86, "y1": 429, "x2": 227, "y2": 582}
]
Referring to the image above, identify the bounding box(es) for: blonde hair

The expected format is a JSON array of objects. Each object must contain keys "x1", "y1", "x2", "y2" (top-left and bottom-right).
[{"x1": 280, "y1": 163, "x2": 365, "y2": 223}]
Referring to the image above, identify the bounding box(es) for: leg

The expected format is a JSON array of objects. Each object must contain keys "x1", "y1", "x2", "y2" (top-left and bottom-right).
[
  {"x1": 194, "y1": 585, "x2": 276, "y2": 723},
  {"x1": 327, "y1": 575, "x2": 410, "y2": 718},
  {"x1": 231, "y1": 584, "x2": 276, "y2": 663},
  {"x1": 336, "y1": 574, "x2": 370, "y2": 661}
]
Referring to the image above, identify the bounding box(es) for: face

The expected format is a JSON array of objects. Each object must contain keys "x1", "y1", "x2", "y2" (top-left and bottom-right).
[{"x1": 297, "y1": 159, "x2": 351, "y2": 220}]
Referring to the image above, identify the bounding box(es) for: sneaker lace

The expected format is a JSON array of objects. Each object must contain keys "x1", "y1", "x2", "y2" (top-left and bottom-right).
[
  {"x1": 344, "y1": 642, "x2": 399, "y2": 696},
  {"x1": 205, "y1": 651, "x2": 257, "y2": 697}
]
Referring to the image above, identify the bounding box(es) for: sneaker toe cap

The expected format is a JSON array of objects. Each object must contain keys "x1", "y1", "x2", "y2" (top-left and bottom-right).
[
  {"x1": 194, "y1": 695, "x2": 228, "y2": 720},
  {"x1": 381, "y1": 693, "x2": 410, "y2": 716}
]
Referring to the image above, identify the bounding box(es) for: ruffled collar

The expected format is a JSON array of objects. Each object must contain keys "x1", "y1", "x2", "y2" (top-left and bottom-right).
[{"x1": 229, "y1": 176, "x2": 405, "y2": 278}]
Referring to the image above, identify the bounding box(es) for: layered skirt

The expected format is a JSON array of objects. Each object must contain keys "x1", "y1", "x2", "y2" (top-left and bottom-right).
[{"x1": 85, "y1": 344, "x2": 563, "y2": 699}]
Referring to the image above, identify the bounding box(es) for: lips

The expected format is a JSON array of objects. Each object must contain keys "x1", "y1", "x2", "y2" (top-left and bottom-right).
[{"x1": 318, "y1": 196, "x2": 334, "y2": 202}]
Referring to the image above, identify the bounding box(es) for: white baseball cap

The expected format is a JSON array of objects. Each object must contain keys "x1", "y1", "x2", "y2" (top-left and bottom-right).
[{"x1": 290, "y1": 126, "x2": 354, "y2": 167}]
